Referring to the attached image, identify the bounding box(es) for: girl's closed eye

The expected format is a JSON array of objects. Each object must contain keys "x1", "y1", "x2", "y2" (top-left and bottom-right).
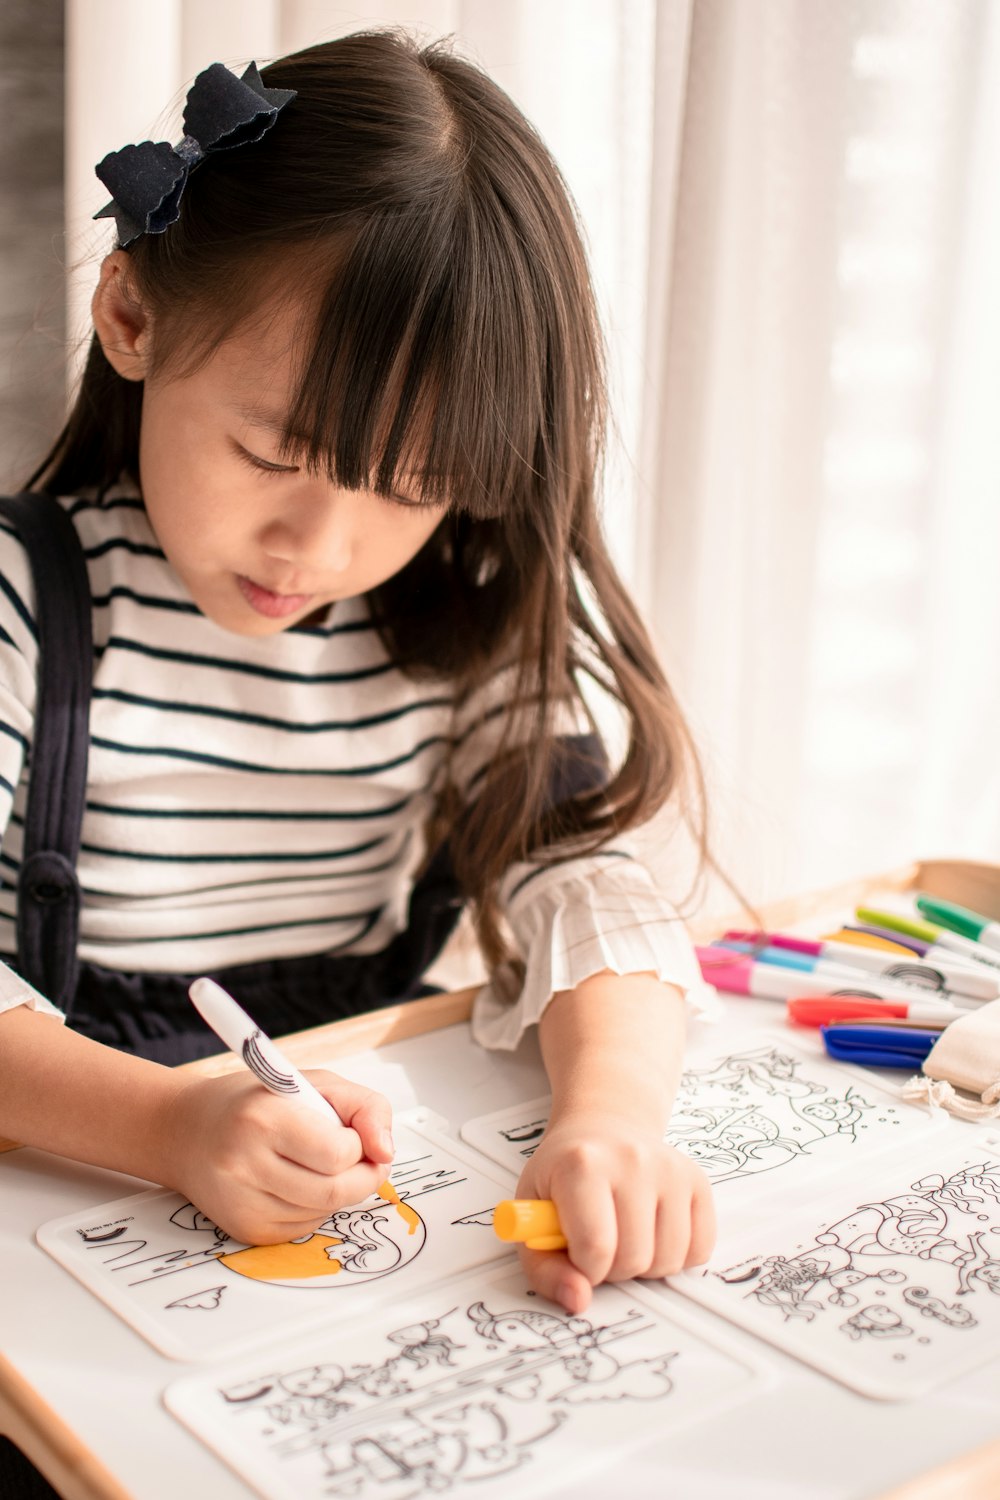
[
  {"x1": 231, "y1": 440, "x2": 431, "y2": 511},
  {"x1": 373, "y1": 489, "x2": 439, "y2": 513},
  {"x1": 232, "y1": 441, "x2": 299, "y2": 477}
]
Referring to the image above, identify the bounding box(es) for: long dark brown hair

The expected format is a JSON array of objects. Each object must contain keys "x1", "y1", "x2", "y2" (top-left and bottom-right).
[{"x1": 31, "y1": 29, "x2": 715, "y2": 970}]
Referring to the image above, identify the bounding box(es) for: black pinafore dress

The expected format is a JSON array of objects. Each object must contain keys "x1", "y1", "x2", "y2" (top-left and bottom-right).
[{"x1": 0, "y1": 493, "x2": 464, "y2": 1065}]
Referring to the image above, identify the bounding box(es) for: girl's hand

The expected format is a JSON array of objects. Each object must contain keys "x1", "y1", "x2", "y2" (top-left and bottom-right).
[
  {"x1": 162, "y1": 1069, "x2": 394, "y2": 1245},
  {"x1": 513, "y1": 1111, "x2": 716, "y2": 1314}
]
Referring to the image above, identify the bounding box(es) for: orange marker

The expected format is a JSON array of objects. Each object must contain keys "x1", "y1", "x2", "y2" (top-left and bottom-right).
[{"x1": 493, "y1": 1199, "x2": 567, "y2": 1251}]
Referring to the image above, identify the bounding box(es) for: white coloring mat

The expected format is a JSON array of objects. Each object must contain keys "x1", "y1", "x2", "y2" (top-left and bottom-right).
[
  {"x1": 671, "y1": 1134, "x2": 1000, "y2": 1399},
  {"x1": 165, "y1": 1263, "x2": 770, "y2": 1500},
  {"x1": 37, "y1": 1112, "x2": 514, "y2": 1362}
]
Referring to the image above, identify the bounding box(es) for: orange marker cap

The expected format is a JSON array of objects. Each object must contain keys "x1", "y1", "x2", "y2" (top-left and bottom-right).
[{"x1": 493, "y1": 1199, "x2": 567, "y2": 1250}]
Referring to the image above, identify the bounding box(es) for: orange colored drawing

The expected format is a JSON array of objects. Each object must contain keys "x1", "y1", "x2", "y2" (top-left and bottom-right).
[
  {"x1": 219, "y1": 1234, "x2": 343, "y2": 1282},
  {"x1": 378, "y1": 1179, "x2": 420, "y2": 1235}
]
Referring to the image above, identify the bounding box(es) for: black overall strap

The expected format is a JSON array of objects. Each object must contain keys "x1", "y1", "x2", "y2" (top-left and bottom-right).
[{"x1": 0, "y1": 493, "x2": 92, "y2": 1008}]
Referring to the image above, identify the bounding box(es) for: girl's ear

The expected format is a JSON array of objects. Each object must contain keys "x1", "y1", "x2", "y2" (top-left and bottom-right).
[{"x1": 91, "y1": 251, "x2": 154, "y2": 381}]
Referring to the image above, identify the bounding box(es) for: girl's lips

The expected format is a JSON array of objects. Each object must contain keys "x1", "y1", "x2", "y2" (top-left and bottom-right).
[{"x1": 236, "y1": 574, "x2": 315, "y2": 619}]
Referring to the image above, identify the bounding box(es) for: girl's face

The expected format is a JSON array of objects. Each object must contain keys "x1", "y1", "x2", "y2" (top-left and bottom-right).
[{"x1": 136, "y1": 306, "x2": 449, "y2": 637}]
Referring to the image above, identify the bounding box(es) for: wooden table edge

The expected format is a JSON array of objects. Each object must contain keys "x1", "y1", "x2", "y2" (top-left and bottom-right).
[
  {"x1": 0, "y1": 1350, "x2": 133, "y2": 1500},
  {"x1": 874, "y1": 1438, "x2": 1000, "y2": 1500}
]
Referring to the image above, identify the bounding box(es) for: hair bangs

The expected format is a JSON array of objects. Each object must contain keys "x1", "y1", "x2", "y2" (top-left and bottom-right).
[{"x1": 283, "y1": 190, "x2": 549, "y2": 520}]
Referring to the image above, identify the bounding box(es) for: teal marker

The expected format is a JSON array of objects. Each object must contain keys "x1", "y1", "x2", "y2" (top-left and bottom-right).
[
  {"x1": 857, "y1": 906, "x2": 1000, "y2": 974},
  {"x1": 915, "y1": 894, "x2": 1000, "y2": 956}
]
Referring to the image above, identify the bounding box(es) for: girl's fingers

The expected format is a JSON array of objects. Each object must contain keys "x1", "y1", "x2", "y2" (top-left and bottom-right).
[
  {"x1": 252, "y1": 1156, "x2": 387, "y2": 1229},
  {"x1": 277, "y1": 1158, "x2": 385, "y2": 1218},
  {"x1": 328, "y1": 1159, "x2": 391, "y2": 1212},
  {"x1": 211, "y1": 1188, "x2": 327, "y2": 1246},
  {"x1": 646, "y1": 1169, "x2": 717, "y2": 1279},
  {"x1": 272, "y1": 1110, "x2": 366, "y2": 1177},
  {"x1": 685, "y1": 1178, "x2": 717, "y2": 1268},
  {"x1": 305, "y1": 1072, "x2": 395, "y2": 1164},
  {"x1": 550, "y1": 1174, "x2": 618, "y2": 1288},
  {"x1": 247, "y1": 1149, "x2": 378, "y2": 1215},
  {"x1": 217, "y1": 1160, "x2": 389, "y2": 1244},
  {"x1": 608, "y1": 1183, "x2": 656, "y2": 1283},
  {"x1": 647, "y1": 1190, "x2": 693, "y2": 1279},
  {"x1": 517, "y1": 1246, "x2": 593, "y2": 1315}
]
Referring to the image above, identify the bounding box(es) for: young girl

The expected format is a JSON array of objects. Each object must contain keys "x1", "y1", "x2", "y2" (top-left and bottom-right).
[{"x1": 0, "y1": 31, "x2": 715, "y2": 1321}]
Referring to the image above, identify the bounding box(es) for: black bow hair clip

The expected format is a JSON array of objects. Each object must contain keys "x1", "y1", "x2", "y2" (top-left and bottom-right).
[{"x1": 94, "y1": 61, "x2": 296, "y2": 247}]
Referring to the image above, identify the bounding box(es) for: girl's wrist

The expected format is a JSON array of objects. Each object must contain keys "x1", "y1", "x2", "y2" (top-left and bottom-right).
[
  {"x1": 546, "y1": 1083, "x2": 670, "y2": 1138},
  {"x1": 141, "y1": 1066, "x2": 197, "y2": 1189},
  {"x1": 539, "y1": 971, "x2": 684, "y2": 1136},
  {"x1": 70, "y1": 1053, "x2": 190, "y2": 1188},
  {"x1": 0, "y1": 1006, "x2": 192, "y2": 1185}
]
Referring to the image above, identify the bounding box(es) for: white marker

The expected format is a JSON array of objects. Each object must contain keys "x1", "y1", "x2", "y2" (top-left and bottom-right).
[{"x1": 189, "y1": 976, "x2": 344, "y2": 1123}]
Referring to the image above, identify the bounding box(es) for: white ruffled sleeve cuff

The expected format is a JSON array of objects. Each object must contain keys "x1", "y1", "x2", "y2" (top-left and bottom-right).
[
  {"x1": 0, "y1": 960, "x2": 64, "y2": 1020},
  {"x1": 471, "y1": 851, "x2": 719, "y2": 1050}
]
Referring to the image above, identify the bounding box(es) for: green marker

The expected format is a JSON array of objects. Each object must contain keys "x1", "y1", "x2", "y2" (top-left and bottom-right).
[
  {"x1": 915, "y1": 894, "x2": 1000, "y2": 956},
  {"x1": 857, "y1": 906, "x2": 1000, "y2": 974}
]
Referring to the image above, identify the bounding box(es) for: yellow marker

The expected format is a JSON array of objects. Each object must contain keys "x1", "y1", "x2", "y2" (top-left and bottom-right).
[
  {"x1": 493, "y1": 1199, "x2": 566, "y2": 1251},
  {"x1": 823, "y1": 928, "x2": 915, "y2": 956}
]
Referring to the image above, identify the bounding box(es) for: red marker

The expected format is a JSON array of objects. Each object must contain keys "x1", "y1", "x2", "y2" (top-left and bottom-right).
[{"x1": 786, "y1": 995, "x2": 962, "y2": 1028}]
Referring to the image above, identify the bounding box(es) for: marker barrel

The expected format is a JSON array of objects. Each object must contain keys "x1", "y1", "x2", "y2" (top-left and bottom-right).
[
  {"x1": 189, "y1": 976, "x2": 343, "y2": 1121},
  {"x1": 915, "y1": 894, "x2": 1000, "y2": 954},
  {"x1": 493, "y1": 1199, "x2": 567, "y2": 1251}
]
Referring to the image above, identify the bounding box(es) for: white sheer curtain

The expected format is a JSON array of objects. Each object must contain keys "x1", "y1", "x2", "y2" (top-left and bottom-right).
[
  {"x1": 64, "y1": 1, "x2": 1000, "y2": 912},
  {"x1": 914, "y1": 4, "x2": 1000, "y2": 863},
  {"x1": 635, "y1": 0, "x2": 1000, "y2": 910}
]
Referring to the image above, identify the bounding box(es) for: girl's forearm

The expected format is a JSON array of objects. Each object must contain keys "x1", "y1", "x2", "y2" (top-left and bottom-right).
[
  {"x1": 0, "y1": 1005, "x2": 185, "y2": 1183},
  {"x1": 538, "y1": 969, "x2": 686, "y2": 1131}
]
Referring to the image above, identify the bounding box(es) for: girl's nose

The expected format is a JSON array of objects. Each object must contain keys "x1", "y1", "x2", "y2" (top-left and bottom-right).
[{"x1": 258, "y1": 490, "x2": 353, "y2": 575}]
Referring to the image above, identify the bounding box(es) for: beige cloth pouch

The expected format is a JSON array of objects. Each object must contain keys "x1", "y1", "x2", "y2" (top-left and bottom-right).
[{"x1": 902, "y1": 998, "x2": 1000, "y2": 1121}]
